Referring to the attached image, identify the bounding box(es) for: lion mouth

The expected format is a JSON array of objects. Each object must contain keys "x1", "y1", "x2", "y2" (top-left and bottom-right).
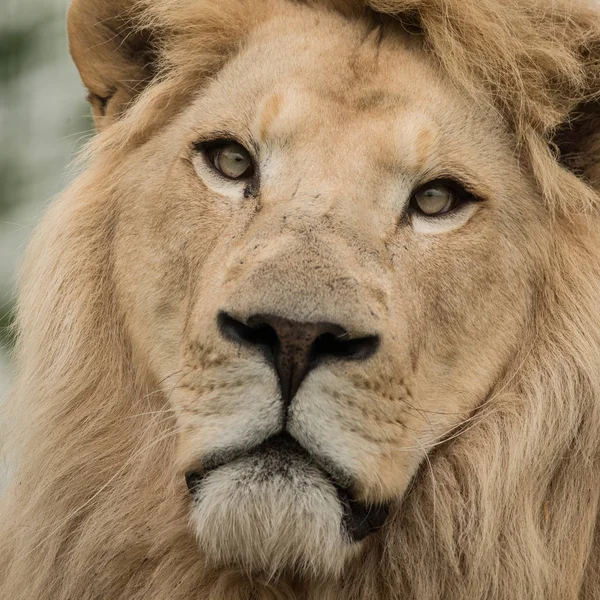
[{"x1": 185, "y1": 433, "x2": 390, "y2": 542}]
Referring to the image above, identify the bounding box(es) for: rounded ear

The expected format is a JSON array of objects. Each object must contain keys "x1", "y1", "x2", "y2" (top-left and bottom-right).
[
  {"x1": 553, "y1": 102, "x2": 600, "y2": 190},
  {"x1": 68, "y1": 0, "x2": 157, "y2": 130}
]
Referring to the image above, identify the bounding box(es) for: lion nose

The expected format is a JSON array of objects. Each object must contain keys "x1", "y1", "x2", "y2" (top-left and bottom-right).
[{"x1": 218, "y1": 312, "x2": 380, "y2": 406}]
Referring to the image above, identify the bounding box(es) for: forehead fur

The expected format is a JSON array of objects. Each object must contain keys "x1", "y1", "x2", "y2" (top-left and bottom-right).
[
  {"x1": 97, "y1": 0, "x2": 600, "y2": 211},
  {"x1": 147, "y1": 0, "x2": 600, "y2": 135}
]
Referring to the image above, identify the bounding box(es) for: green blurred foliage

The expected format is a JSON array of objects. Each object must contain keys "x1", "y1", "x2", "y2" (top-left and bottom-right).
[
  {"x1": 0, "y1": 20, "x2": 31, "y2": 349},
  {"x1": 0, "y1": 302, "x2": 16, "y2": 352},
  {"x1": 1, "y1": 2, "x2": 90, "y2": 363}
]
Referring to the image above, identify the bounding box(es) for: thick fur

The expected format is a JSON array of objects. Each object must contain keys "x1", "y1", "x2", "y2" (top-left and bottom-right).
[{"x1": 1, "y1": 1, "x2": 600, "y2": 599}]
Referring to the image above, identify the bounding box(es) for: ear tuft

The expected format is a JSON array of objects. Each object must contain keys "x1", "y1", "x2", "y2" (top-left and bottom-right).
[
  {"x1": 552, "y1": 101, "x2": 600, "y2": 190},
  {"x1": 68, "y1": 0, "x2": 158, "y2": 129}
]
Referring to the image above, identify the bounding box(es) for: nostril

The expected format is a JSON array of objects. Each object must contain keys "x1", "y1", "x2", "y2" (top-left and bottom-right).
[
  {"x1": 311, "y1": 332, "x2": 380, "y2": 363},
  {"x1": 217, "y1": 312, "x2": 279, "y2": 352},
  {"x1": 217, "y1": 311, "x2": 381, "y2": 406}
]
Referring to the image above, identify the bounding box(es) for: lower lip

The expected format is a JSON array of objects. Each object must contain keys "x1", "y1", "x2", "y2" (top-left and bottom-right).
[{"x1": 186, "y1": 433, "x2": 391, "y2": 541}]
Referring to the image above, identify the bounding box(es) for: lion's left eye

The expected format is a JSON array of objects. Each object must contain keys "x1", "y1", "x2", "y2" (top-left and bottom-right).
[
  {"x1": 411, "y1": 183, "x2": 461, "y2": 216},
  {"x1": 204, "y1": 142, "x2": 255, "y2": 180}
]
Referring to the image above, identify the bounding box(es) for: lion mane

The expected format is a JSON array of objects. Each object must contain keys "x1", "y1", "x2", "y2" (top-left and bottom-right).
[{"x1": 1, "y1": 0, "x2": 600, "y2": 599}]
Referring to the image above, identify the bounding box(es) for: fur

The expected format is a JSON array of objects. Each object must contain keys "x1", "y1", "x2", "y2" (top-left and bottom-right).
[{"x1": 1, "y1": 0, "x2": 600, "y2": 599}]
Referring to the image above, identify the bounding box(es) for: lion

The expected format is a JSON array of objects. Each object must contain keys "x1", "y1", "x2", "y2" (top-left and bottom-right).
[{"x1": 1, "y1": 0, "x2": 600, "y2": 598}]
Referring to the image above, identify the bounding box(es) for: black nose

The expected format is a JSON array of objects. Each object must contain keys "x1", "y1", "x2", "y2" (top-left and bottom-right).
[{"x1": 218, "y1": 312, "x2": 379, "y2": 405}]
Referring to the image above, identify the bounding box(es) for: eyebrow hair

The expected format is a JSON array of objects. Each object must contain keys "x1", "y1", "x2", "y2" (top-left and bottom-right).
[
  {"x1": 192, "y1": 130, "x2": 241, "y2": 147},
  {"x1": 191, "y1": 128, "x2": 260, "y2": 156},
  {"x1": 419, "y1": 166, "x2": 493, "y2": 201}
]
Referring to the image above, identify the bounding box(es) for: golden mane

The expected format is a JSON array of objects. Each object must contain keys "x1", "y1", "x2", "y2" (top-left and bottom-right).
[{"x1": 1, "y1": 0, "x2": 600, "y2": 598}]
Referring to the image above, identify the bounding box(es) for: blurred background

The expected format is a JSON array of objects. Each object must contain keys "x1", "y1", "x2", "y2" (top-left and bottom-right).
[{"x1": 1, "y1": 0, "x2": 89, "y2": 396}]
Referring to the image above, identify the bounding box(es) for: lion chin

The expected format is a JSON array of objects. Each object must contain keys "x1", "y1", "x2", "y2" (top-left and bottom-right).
[{"x1": 186, "y1": 434, "x2": 388, "y2": 577}]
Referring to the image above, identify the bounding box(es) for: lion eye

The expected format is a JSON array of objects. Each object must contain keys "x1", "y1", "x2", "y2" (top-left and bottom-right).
[
  {"x1": 207, "y1": 142, "x2": 254, "y2": 180},
  {"x1": 411, "y1": 184, "x2": 458, "y2": 216}
]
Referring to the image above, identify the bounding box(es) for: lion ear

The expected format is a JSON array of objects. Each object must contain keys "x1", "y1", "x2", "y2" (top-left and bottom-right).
[
  {"x1": 552, "y1": 102, "x2": 600, "y2": 190},
  {"x1": 67, "y1": 0, "x2": 158, "y2": 130}
]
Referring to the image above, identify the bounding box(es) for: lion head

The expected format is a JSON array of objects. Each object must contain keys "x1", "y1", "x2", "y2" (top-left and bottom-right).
[{"x1": 2, "y1": 0, "x2": 600, "y2": 598}]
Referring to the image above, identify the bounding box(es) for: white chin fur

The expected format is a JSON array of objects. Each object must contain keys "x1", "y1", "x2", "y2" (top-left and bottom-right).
[{"x1": 189, "y1": 454, "x2": 355, "y2": 578}]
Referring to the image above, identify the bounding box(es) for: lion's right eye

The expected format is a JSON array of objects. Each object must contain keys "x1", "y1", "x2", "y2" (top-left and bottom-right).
[{"x1": 203, "y1": 142, "x2": 255, "y2": 180}]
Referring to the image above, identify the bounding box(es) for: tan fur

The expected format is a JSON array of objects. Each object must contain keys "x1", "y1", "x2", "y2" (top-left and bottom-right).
[{"x1": 1, "y1": 0, "x2": 600, "y2": 598}]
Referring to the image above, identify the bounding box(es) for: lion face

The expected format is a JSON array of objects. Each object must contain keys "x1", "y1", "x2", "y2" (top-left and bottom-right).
[{"x1": 107, "y1": 5, "x2": 543, "y2": 578}]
